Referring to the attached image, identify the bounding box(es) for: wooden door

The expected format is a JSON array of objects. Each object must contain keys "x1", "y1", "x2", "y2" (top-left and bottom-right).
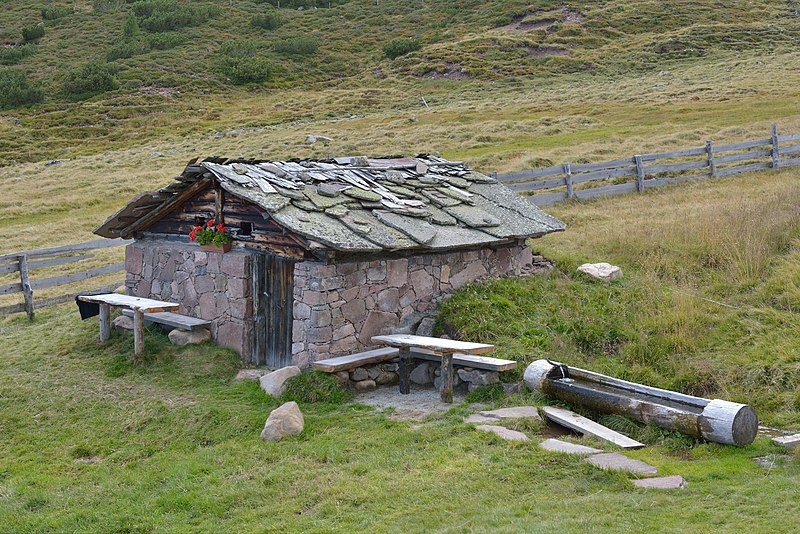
[{"x1": 251, "y1": 253, "x2": 294, "y2": 368}]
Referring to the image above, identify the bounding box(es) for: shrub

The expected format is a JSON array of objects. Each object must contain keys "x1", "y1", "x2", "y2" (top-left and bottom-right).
[
  {"x1": 274, "y1": 36, "x2": 319, "y2": 56},
  {"x1": 0, "y1": 70, "x2": 43, "y2": 109},
  {"x1": 383, "y1": 38, "x2": 421, "y2": 59},
  {"x1": 123, "y1": 14, "x2": 141, "y2": 38},
  {"x1": 92, "y1": 0, "x2": 126, "y2": 12},
  {"x1": 280, "y1": 371, "x2": 353, "y2": 404},
  {"x1": 22, "y1": 25, "x2": 46, "y2": 43},
  {"x1": 216, "y1": 40, "x2": 273, "y2": 85},
  {"x1": 0, "y1": 45, "x2": 36, "y2": 66},
  {"x1": 61, "y1": 61, "x2": 119, "y2": 99},
  {"x1": 41, "y1": 6, "x2": 73, "y2": 20},
  {"x1": 251, "y1": 11, "x2": 285, "y2": 30},
  {"x1": 106, "y1": 39, "x2": 151, "y2": 61},
  {"x1": 131, "y1": 0, "x2": 220, "y2": 32},
  {"x1": 146, "y1": 32, "x2": 184, "y2": 50}
]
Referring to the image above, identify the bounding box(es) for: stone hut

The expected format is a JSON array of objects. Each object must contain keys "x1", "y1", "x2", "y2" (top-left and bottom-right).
[{"x1": 94, "y1": 155, "x2": 565, "y2": 368}]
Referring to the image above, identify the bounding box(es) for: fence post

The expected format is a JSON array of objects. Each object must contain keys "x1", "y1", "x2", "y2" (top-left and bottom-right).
[
  {"x1": 634, "y1": 155, "x2": 645, "y2": 192},
  {"x1": 771, "y1": 124, "x2": 780, "y2": 169},
  {"x1": 706, "y1": 140, "x2": 717, "y2": 178},
  {"x1": 18, "y1": 255, "x2": 34, "y2": 320},
  {"x1": 490, "y1": 171, "x2": 498, "y2": 180},
  {"x1": 563, "y1": 163, "x2": 574, "y2": 199}
]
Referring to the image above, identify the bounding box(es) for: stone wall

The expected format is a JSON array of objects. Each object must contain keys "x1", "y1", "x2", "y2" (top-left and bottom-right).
[
  {"x1": 290, "y1": 242, "x2": 550, "y2": 367},
  {"x1": 124, "y1": 241, "x2": 253, "y2": 356}
]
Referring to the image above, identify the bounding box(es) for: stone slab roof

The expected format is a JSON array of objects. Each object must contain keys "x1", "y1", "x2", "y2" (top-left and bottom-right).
[{"x1": 95, "y1": 155, "x2": 565, "y2": 252}]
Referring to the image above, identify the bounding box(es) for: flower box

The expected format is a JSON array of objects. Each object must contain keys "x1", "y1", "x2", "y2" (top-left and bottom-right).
[{"x1": 200, "y1": 242, "x2": 232, "y2": 253}]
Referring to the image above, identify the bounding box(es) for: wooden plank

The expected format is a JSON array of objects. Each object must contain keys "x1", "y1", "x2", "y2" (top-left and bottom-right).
[
  {"x1": 564, "y1": 163, "x2": 574, "y2": 199},
  {"x1": 526, "y1": 191, "x2": 568, "y2": 206},
  {"x1": 0, "y1": 281, "x2": 123, "y2": 317},
  {"x1": 410, "y1": 350, "x2": 517, "y2": 371},
  {"x1": 121, "y1": 309, "x2": 211, "y2": 331},
  {"x1": 714, "y1": 138, "x2": 772, "y2": 152},
  {"x1": 779, "y1": 157, "x2": 800, "y2": 168},
  {"x1": 0, "y1": 253, "x2": 95, "y2": 275},
  {"x1": 0, "y1": 281, "x2": 22, "y2": 295},
  {"x1": 715, "y1": 162, "x2": 772, "y2": 177},
  {"x1": 777, "y1": 133, "x2": 800, "y2": 142},
  {"x1": 779, "y1": 144, "x2": 800, "y2": 156},
  {"x1": 634, "y1": 155, "x2": 644, "y2": 192},
  {"x1": 714, "y1": 149, "x2": 772, "y2": 164},
  {"x1": 540, "y1": 406, "x2": 645, "y2": 449},
  {"x1": 504, "y1": 177, "x2": 566, "y2": 192},
  {"x1": 706, "y1": 140, "x2": 717, "y2": 178},
  {"x1": 569, "y1": 158, "x2": 633, "y2": 172},
  {"x1": 31, "y1": 262, "x2": 125, "y2": 290},
  {"x1": 643, "y1": 160, "x2": 708, "y2": 174},
  {"x1": 372, "y1": 334, "x2": 494, "y2": 355},
  {"x1": 0, "y1": 238, "x2": 125, "y2": 263},
  {"x1": 19, "y1": 256, "x2": 34, "y2": 320},
  {"x1": 641, "y1": 146, "x2": 707, "y2": 161},
  {"x1": 495, "y1": 165, "x2": 564, "y2": 182},
  {"x1": 771, "y1": 124, "x2": 780, "y2": 169},
  {"x1": 119, "y1": 177, "x2": 212, "y2": 238},
  {"x1": 312, "y1": 347, "x2": 399, "y2": 372},
  {"x1": 571, "y1": 166, "x2": 636, "y2": 184},
  {"x1": 574, "y1": 182, "x2": 638, "y2": 200},
  {"x1": 0, "y1": 302, "x2": 26, "y2": 315},
  {"x1": 643, "y1": 174, "x2": 709, "y2": 188},
  {"x1": 77, "y1": 293, "x2": 179, "y2": 313}
]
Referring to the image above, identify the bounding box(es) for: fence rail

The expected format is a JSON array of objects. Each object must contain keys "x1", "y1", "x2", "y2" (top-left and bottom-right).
[
  {"x1": 495, "y1": 125, "x2": 798, "y2": 206},
  {"x1": 0, "y1": 238, "x2": 127, "y2": 318}
]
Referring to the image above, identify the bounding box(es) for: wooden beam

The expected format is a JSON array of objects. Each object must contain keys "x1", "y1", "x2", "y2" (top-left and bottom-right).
[
  {"x1": 119, "y1": 177, "x2": 212, "y2": 238},
  {"x1": 540, "y1": 406, "x2": 645, "y2": 449}
]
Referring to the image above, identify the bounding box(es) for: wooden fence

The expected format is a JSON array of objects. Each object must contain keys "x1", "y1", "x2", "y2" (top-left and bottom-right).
[
  {"x1": 0, "y1": 238, "x2": 127, "y2": 318},
  {"x1": 495, "y1": 125, "x2": 800, "y2": 205}
]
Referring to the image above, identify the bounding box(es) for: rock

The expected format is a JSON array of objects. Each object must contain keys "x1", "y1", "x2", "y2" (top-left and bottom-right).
[
  {"x1": 415, "y1": 317, "x2": 436, "y2": 337},
  {"x1": 479, "y1": 406, "x2": 542, "y2": 421},
  {"x1": 475, "y1": 425, "x2": 529, "y2": 442},
  {"x1": 44, "y1": 160, "x2": 63, "y2": 166},
  {"x1": 457, "y1": 369, "x2": 499, "y2": 388},
  {"x1": 306, "y1": 134, "x2": 333, "y2": 144},
  {"x1": 772, "y1": 434, "x2": 800, "y2": 450},
  {"x1": 112, "y1": 315, "x2": 133, "y2": 331},
  {"x1": 350, "y1": 367, "x2": 369, "y2": 381},
  {"x1": 502, "y1": 382, "x2": 524, "y2": 395},
  {"x1": 168, "y1": 328, "x2": 211, "y2": 346},
  {"x1": 576, "y1": 262, "x2": 623, "y2": 281},
  {"x1": 354, "y1": 379, "x2": 377, "y2": 392},
  {"x1": 410, "y1": 362, "x2": 434, "y2": 385},
  {"x1": 540, "y1": 439, "x2": 602, "y2": 455},
  {"x1": 259, "y1": 366, "x2": 302, "y2": 397},
  {"x1": 261, "y1": 401, "x2": 304, "y2": 442},
  {"x1": 375, "y1": 371, "x2": 398, "y2": 386},
  {"x1": 465, "y1": 414, "x2": 499, "y2": 424},
  {"x1": 367, "y1": 367, "x2": 381, "y2": 380},
  {"x1": 114, "y1": 285, "x2": 127, "y2": 294},
  {"x1": 235, "y1": 369, "x2": 268, "y2": 381},
  {"x1": 585, "y1": 453, "x2": 658, "y2": 476},
  {"x1": 334, "y1": 371, "x2": 350, "y2": 387},
  {"x1": 632, "y1": 475, "x2": 687, "y2": 489}
]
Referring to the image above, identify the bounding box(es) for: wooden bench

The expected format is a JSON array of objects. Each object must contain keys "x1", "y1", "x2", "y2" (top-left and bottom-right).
[
  {"x1": 312, "y1": 347, "x2": 399, "y2": 372},
  {"x1": 121, "y1": 309, "x2": 211, "y2": 331},
  {"x1": 410, "y1": 349, "x2": 517, "y2": 372}
]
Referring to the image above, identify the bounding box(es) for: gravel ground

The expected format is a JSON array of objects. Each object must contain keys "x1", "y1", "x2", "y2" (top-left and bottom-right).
[{"x1": 354, "y1": 384, "x2": 468, "y2": 420}]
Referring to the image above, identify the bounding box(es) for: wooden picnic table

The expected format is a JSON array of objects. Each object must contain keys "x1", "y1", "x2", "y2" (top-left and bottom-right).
[
  {"x1": 77, "y1": 294, "x2": 179, "y2": 355},
  {"x1": 371, "y1": 334, "x2": 494, "y2": 403}
]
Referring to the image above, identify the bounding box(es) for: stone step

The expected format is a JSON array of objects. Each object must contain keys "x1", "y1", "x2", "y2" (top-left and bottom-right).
[
  {"x1": 465, "y1": 406, "x2": 542, "y2": 425},
  {"x1": 632, "y1": 475, "x2": 687, "y2": 489},
  {"x1": 539, "y1": 438, "x2": 602, "y2": 455},
  {"x1": 475, "y1": 425, "x2": 529, "y2": 442},
  {"x1": 585, "y1": 452, "x2": 658, "y2": 476}
]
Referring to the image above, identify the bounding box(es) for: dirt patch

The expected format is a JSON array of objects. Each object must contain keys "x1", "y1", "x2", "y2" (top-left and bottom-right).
[
  {"x1": 422, "y1": 63, "x2": 471, "y2": 81},
  {"x1": 562, "y1": 7, "x2": 585, "y2": 25},
  {"x1": 354, "y1": 385, "x2": 467, "y2": 421},
  {"x1": 500, "y1": 17, "x2": 555, "y2": 32},
  {"x1": 528, "y1": 46, "x2": 569, "y2": 58}
]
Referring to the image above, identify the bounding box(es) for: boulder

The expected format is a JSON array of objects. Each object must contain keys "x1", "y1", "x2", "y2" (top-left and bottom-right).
[
  {"x1": 112, "y1": 315, "x2": 134, "y2": 332},
  {"x1": 457, "y1": 369, "x2": 499, "y2": 391},
  {"x1": 576, "y1": 262, "x2": 623, "y2": 281},
  {"x1": 350, "y1": 367, "x2": 369, "y2": 381},
  {"x1": 168, "y1": 328, "x2": 211, "y2": 346},
  {"x1": 259, "y1": 366, "x2": 302, "y2": 397},
  {"x1": 354, "y1": 379, "x2": 377, "y2": 392},
  {"x1": 410, "y1": 362, "x2": 435, "y2": 385},
  {"x1": 375, "y1": 371, "x2": 398, "y2": 386},
  {"x1": 261, "y1": 401, "x2": 304, "y2": 442},
  {"x1": 415, "y1": 317, "x2": 436, "y2": 337},
  {"x1": 234, "y1": 369, "x2": 268, "y2": 381},
  {"x1": 334, "y1": 371, "x2": 350, "y2": 388}
]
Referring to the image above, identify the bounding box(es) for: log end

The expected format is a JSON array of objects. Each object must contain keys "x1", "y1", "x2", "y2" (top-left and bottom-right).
[
  {"x1": 699, "y1": 399, "x2": 758, "y2": 447},
  {"x1": 524, "y1": 359, "x2": 556, "y2": 392}
]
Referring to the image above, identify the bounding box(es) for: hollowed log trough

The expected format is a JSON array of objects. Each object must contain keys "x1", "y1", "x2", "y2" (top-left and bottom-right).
[{"x1": 524, "y1": 359, "x2": 758, "y2": 447}]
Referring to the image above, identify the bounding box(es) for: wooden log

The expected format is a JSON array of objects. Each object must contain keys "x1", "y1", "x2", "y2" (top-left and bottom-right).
[
  {"x1": 134, "y1": 309, "x2": 145, "y2": 355},
  {"x1": 571, "y1": 166, "x2": 636, "y2": 184},
  {"x1": 641, "y1": 146, "x2": 707, "y2": 161},
  {"x1": 524, "y1": 359, "x2": 758, "y2": 446},
  {"x1": 634, "y1": 155, "x2": 644, "y2": 192},
  {"x1": 714, "y1": 149, "x2": 771, "y2": 164},
  {"x1": 398, "y1": 346, "x2": 411, "y2": 394},
  {"x1": 771, "y1": 124, "x2": 780, "y2": 169},
  {"x1": 440, "y1": 353, "x2": 454, "y2": 403},
  {"x1": 99, "y1": 303, "x2": 111, "y2": 342},
  {"x1": 215, "y1": 186, "x2": 225, "y2": 225},
  {"x1": 706, "y1": 140, "x2": 717, "y2": 178},
  {"x1": 19, "y1": 256, "x2": 34, "y2": 320}
]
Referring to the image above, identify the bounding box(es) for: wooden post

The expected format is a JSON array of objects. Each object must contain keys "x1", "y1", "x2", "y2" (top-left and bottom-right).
[
  {"x1": 214, "y1": 186, "x2": 225, "y2": 225},
  {"x1": 634, "y1": 155, "x2": 645, "y2": 192},
  {"x1": 563, "y1": 163, "x2": 574, "y2": 199},
  {"x1": 706, "y1": 140, "x2": 717, "y2": 178},
  {"x1": 398, "y1": 346, "x2": 411, "y2": 394},
  {"x1": 771, "y1": 124, "x2": 780, "y2": 169},
  {"x1": 133, "y1": 309, "x2": 145, "y2": 356},
  {"x1": 99, "y1": 303, "x2": 111, "y2": 342},
  {"x1": 18, "y1": 255, "x2": 34, "y2": 320},
  {"x1": 440, "y1": 352, "x2": 454, "y2": 403}
]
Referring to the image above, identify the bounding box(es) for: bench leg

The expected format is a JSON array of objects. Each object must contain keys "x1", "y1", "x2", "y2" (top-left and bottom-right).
[
  {"x1": 440, "y1": 353, "x2": 454, "y2": 403},
  {"x1": 98, "y1": 303, "x2": 111, "y2": 343},
  {"x1": 133, "y1": 309, "x2": 145, "y2": 356},
  {"x1": 398, "y1": 347, "x2": 411, "y2": 394}
]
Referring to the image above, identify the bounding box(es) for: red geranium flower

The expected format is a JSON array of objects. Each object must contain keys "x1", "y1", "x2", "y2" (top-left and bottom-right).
[
  {"x1": 194, "y1": 225, "x2": 202, "y2": 232},
  {"x1": 207, "y1": 219, "x2": 215, "y2": 227},
  {"x1": 216, "y1": 223, "x2": 226, "y2": 233}
]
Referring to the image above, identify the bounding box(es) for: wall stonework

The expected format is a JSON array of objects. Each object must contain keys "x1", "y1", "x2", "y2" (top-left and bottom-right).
[
  {"x1": 125, "y1": 241, "x2": 253, "y2": 356},
  {"x1": 290, "y1": 243, "x2": 550, "y2": 367}
]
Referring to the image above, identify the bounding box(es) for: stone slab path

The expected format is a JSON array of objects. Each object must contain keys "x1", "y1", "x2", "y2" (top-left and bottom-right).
[
  {"x1": 540, "y1": 438, "x2": 603, "y2": 455},
  {"x1": 585, "y1": 452, "x2": 658, "y2": 476},
  {"x1": 633, "y1": 476, "x2": 687, "y2": 489},
  {"x1": 475, "y1": 425, "x2": 530, "y2": 442}
]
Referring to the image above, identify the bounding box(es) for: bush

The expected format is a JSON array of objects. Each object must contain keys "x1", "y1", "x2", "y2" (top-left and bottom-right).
[
  {"x1": 61, "y1": 61, "x2": 119, "y2": 99},
  {"x1": 0, "y1": 70, "x2": 43, "y2": 109},
  {"x1": 216, "y1": 40, "x2": 273, "y2": 85},
  {"x1": 280, "y1": 371, "x2": 353, "y2": 404},
  {"x1": 146, "y1": 32, "x2": 185, "y2": 50},
  {"x1": 131, "y1": 0, "x2": 220, "y2": 32},
  {"x1": 274, "y1": 36, "x2": 319, "y2": 56},
  {"x1": 0, "y1": 45, "x2": 36, "y2": 66},
  {"x1": 106, "y1": 39, "x2": 151, "y2": 61},
  {"x1": 383, "y1": 38, "x2": 421, "y2": 59},
  {"x1": 41, "y1": 6, "x2": 73, "y2": 20},
  {"x1": 251, "y1": 11, "x2": 285, "y2": 30},
  {"x1": 123, "y1": 14, "x2": 141, "y2": 38},
  {"x1": 92, "y1": 0, "x2": 126, "y2": 12},
  {"x1": 22, "y1": 25, "x2": 46, "y2": 43}
]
